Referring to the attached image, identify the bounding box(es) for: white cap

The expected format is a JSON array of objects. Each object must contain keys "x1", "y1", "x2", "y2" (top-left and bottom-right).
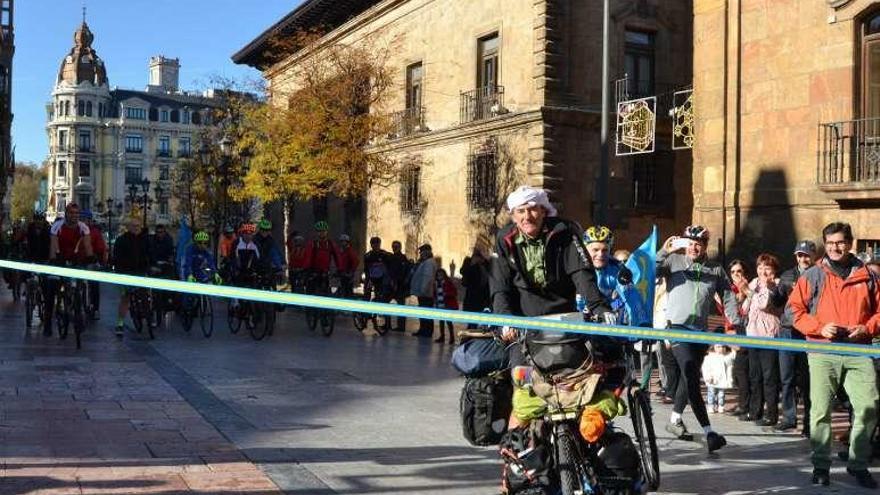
[{"x1": 505, "y1": 186, "x2": 558, "y2": 217}]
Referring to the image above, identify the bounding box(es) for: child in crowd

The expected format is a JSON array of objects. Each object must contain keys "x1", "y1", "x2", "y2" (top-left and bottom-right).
[
  {"x1": 701, "y1": 344, "x2": 736, "y2": 413},
  {"x1": 434, "y1": 268, "x2": 458, "y2": 344}
]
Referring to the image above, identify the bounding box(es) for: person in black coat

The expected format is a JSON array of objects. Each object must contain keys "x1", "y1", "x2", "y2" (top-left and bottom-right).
[{"x1": 460, "y1": 247, "x2": 490, "y2": 328}]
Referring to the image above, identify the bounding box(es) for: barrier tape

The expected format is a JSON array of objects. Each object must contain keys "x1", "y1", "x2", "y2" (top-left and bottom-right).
[{"x1": 1, "y1": 259, "x2": 879, "y2": 357}]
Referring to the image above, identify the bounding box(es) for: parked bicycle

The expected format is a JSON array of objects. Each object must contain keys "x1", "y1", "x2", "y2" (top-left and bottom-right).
[{"x1": 128, "y1": 286, "x2": 155, "y2": 340}]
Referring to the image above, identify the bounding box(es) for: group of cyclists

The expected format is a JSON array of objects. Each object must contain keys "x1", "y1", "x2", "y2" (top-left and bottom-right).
[{"x1": 1, "y1": 201, "x2": 414, "y2": 345}]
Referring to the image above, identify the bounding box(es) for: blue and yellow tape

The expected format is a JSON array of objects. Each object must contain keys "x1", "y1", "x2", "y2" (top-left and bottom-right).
[{"x1": 2, "y1": 259, "x2": 878, "y2": 357}]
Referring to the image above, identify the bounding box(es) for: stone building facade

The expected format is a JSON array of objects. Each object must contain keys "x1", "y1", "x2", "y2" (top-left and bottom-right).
[
  {"x1": 0, "y1": 0, "x2": 12, "y2": 225},
  {"x1": 46, "y1": 22, "x2": 219, "y2": 233},
  {"x1": 235, "y1": 0, "x2": 693, "y2": 265},
  {"x1": 693, "y1": 0, "x2": 880, "y2": 260}
]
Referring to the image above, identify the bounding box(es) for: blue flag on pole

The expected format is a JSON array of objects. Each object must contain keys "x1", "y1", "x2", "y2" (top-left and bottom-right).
[
  {"x1": 624, "y1": 225, "x2": 657, "y2": 320},
  {"x1": 176, "y1": 216, "x2": 192, "y2": 280}
]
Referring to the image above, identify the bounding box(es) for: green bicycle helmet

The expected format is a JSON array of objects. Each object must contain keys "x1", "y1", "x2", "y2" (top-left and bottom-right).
[
  {"x1": 258, "y1": 218, "x2": 272, "y2": 230},
  {"x1": 314, "y1": 220, "x2": 329, "y2": 232},
  {"x1": 193, "y1": 231, "x2": 210, "y2": 242}
]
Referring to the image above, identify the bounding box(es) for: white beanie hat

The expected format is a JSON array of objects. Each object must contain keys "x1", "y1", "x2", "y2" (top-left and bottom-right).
[{"x1": 505, "y1": 186, "x2": 558, "y2": 217}]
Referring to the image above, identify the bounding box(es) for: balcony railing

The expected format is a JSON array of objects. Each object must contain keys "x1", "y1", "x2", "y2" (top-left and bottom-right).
[
  {"x1": 156, "y1": 149, "x2": 172, "y2": 158},
  {"x1": 389, "y1": 106, "x2": 426, "y2": 139},
  {"x1": 818, "y1": 117, "x2": 880, "y2": 186},
  {"x1": 125, "y1": 147, "x2": 143, "y2": 154},
  {"x1": 460, "y1": 85, "x2": 505, "y2": 124}
]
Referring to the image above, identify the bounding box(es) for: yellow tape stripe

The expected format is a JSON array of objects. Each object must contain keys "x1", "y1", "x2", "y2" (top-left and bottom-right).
[{"x1": 2, "y1": 259, "x2": 878, "y2": 357}]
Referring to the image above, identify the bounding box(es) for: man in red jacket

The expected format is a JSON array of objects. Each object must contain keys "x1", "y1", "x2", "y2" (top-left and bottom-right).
[
  {"x1": 788, "y1": 222, "x2": 880, "y2": 489},
  {"x1": 336, "y1": 234, "x2": 359, "y2": 297}
]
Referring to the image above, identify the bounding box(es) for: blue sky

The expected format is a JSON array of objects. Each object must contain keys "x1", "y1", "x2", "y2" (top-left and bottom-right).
[{"x1": 13, "y1": 0, "x2": 301, "y2": 164}]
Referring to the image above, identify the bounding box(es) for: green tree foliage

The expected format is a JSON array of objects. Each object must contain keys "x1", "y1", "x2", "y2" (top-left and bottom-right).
[
  {"x1": 231, "y1": 30, "x2": 398, "y2": 205},
  {"x1": 10, "y1": 163, "x2": 45, "y2": 221}
]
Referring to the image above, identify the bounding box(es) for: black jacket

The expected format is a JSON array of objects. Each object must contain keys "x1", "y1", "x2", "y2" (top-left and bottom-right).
[
  {"x1": 489, "y1": 217, "x2": 609, "y2": 317},
  {"x1": 113, "y1": 232, "x2": 150, "y2": 275},
  {"x1": 460, "y1": 256, "x2": 490, "y2": 312}
]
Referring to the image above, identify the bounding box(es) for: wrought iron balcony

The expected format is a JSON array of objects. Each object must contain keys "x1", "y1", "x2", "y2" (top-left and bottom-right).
[
  {"x1": 460, "y1": 85, "x2": 505, "y2": 124},
  {"x1": 818, "y1": 117, "x2": 880, "y2": 201},
  {"x1": 389, "y1": 106, "x2": 426, "y2": 139}
]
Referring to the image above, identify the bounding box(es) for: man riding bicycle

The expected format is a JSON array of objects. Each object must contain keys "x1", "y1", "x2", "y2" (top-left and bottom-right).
[
  {"x1": 183, "y1": 231, "x2": 220, "y2": 284},
  {"x1": 583, "y1": 225, "x2": 649, "y2": 326},
  {"x1": 336, "y1": 234, "x2": 359, "y2": 298},
  {"x1": 254, "y1": 219, "x2": 284, "y2": 278},
  {"x1": 46, "y1": 203, "x2": 94, "y2": 336},
  {"x1": 304, "y1": 221, "x2": 339, "y2": 297},
  {"x1": 363, "y1": 236, "x2": 392, "y2": 328},
  {"x1": 112, "y1": 218, "x2": 149, "y2": 336},
  {"x1": 287, "y1": 234, "x2": 309, "y2": 293}
]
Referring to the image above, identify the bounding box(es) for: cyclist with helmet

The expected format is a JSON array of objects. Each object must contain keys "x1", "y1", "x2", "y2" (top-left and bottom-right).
[
  {"x1": 305, "y1": 221, "x2": 339, "y2": 274},
  {"x1": 286, "y1": 233, "x2": 309, "y2": 293},
  {"x1": 112, "y1": 217, "x2": 150, "y2": 336},
  {"x1": 218, "y1": 225, "x2": 237, "y2": 261},
  {"x1": 582, "y1": 225, "x2": 649, "y2": 326},
  {"x1": 149, "y1": 222, "x2": 175, "y2": 268},
  {"x1": 336, "y1": 234, "x2": 359, "y2": 298},
  {"x1": 45, "y1": 203, "x2": 94, "y2": 336},
  {"x1": 657, "y1": 224, "x2": 742, "y2": 452},
  {"x1": 233, "y1": 223, "x2": 260, "y2": 276},
  {"x1": 183, "y1": 231, "x2": 220, "y2": 284},
  {"x1": 254, "y1": 219, "x2": 284, "y2": 274},
  {"x1": 363, "y1": 237, "x2": 393, "y2": 328}
]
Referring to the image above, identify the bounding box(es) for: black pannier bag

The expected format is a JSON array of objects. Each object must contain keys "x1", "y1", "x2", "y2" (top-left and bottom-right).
[{"x1": 461, "y1": 373, "x2": 513, "y2": 446}]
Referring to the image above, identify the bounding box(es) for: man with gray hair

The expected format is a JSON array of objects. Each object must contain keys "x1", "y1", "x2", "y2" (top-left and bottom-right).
[{"x1": 491, "y1": 185, "x2": 609, "y2": 332}]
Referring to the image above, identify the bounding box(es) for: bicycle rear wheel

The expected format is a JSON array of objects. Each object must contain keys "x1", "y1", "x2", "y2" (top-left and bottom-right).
[
  {"x1": 352, "y1": 312, "x2": 367, "y2": 331},
  {"x1": 73, "y1": 285, "x2": 86, "y2": 349},
  {"x1": 630, "y1": 388, "x2": 660, "y2": 491},
  {"x1": 305, "y1": 308, "x2": 318, "y2": 332},
  {"x1": 180, "y1": 296, "x2": 194, "y2": 333},
  {"x1": 200, "y1": 296, "x2": 214, "y2": 338}
]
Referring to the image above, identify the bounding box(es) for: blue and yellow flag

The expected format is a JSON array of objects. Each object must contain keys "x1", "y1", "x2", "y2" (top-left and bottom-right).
[{"x1": 624, "y1": 225, "x2": 657, "y2": 318}]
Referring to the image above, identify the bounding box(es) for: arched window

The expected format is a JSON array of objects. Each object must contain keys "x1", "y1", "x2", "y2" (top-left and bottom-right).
[
  {"x1": 77, "y1": 100, "x2": 85, "y2": 117},
  {"x1": 64, "y1": 100, "x2": 71, "y2": 116},
  {"x1": 85, "y1": 101, "x2": 92, "y2": 117},
  {"x1": 861, "y1": 10, "x2": 880, "y2": 118}
]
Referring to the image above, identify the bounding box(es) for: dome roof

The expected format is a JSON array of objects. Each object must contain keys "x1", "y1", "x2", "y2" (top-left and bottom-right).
[{"x1": 57, "y1": 22, "x2": 108, "y2": 87}]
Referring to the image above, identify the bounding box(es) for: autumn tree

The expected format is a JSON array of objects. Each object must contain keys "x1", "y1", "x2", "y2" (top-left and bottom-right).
[
  {"x1": 230, "y1": 30, "x2": 398, "y2": 235},
  {"x1": 10, "y1": 162, "x2": 45, "y2": 221}
]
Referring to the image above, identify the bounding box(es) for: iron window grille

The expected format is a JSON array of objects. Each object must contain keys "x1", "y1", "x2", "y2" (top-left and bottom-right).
[
  {"x1": 400, "y1": 163, "x2": 422, "y2": 215},
  {"x1": 467, "y1": 140, "x2": 498, "y2": 211}
]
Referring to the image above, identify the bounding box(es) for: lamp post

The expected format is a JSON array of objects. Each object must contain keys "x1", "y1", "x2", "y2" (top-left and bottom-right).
[
  {"x1": 154, "y1": 183, "x2": 165, "y2": 224},
  {"x1": 98, "y1": 197, "x2": 122, "y2": 243},
  {"x1": 127, "y1": 178, "x2": 152, "y2": 230}
]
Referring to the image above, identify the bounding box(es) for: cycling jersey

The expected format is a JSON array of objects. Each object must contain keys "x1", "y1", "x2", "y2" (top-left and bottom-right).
[
  {"x1": 287, "y1": 244, "x2": 309, "y2": 270},
  {"x1": 254, "y1": 234, "x2": 283, "y2": 271},
  {"x1": 337, "y1": 246, "x2": 359, "y2": 273},
  {"x1": 149, "y1": 233, "x2": 175, "y2": 265},
  {"x1": 89, "y1": 225, "x2": 107, "y2": 261},
  {"x1": 234, "y1": 238, "x2": 261, "y2": 273},
  {"x1": 595, "y1": 258, "x2": 649, "y2": 326},
  {"x1": 183, "y1": 245, "x2": 217, "y2": 282},
  {"x1": 112, "y1": 232, "x2": 150, "y2": 275},
  {"x1": 218, "y1": 233, "x2": 237, "y2": 259},
  {"x1": 25, "y1": 223, "x2": 51, "y2": 263},
  {"x1": 50, "y1": 220, "x2": 90, "y2": 263},
  {"x1": 305, "y1": 239, "x2": 338, "y2": 273}
]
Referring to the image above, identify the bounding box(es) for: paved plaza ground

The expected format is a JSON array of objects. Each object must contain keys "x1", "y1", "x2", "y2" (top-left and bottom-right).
[{"x1": 0, "y1": 282, "x2": 876, "y2": 494}]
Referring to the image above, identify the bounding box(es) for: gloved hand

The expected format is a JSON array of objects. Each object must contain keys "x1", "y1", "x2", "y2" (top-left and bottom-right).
[
  {"x1": 603, "y1": 312, "x2": 619, "y2": 326},
  {"x1": 213, "y1": 273, "x2": 222, "y2": 285},
  {"x1": 187, "y1": 275, "x2": 196, "y2": 283}
]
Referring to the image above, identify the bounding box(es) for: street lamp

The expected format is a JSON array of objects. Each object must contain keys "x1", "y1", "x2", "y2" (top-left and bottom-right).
[
  {"x1": 127, "y1": 178, "x2": 152, "y2": 230},
  {"x1": 98, "y1": 197, "x2": 123, "y2": 241}
]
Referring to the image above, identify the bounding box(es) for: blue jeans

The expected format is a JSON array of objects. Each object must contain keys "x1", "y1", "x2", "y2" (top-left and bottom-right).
[{"x1": 707, "y1": 386, "x2": 726, "y2": 408}]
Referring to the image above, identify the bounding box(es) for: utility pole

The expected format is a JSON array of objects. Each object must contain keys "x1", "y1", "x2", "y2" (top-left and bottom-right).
[{"x1": 596, "y1": 0, "x2": 610, "y2": 224}]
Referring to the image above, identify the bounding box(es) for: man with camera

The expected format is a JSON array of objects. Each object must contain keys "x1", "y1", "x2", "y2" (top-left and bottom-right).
[
  {"x1": 788, "y1": 222, "x2": 880, "y2": 488},
  {"x1": 658, "y1": 225, "x2": 742, "y2": 453}
]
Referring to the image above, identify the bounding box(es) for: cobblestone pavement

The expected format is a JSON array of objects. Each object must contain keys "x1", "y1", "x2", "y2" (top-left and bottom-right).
[{"x1": 0, "y1": 281, "x2": 878, "y2": 494}]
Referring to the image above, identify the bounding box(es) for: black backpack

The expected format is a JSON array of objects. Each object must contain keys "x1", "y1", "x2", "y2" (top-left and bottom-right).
[{"x1": 460, "y1": 373, "x2": 513, "y2": 446}]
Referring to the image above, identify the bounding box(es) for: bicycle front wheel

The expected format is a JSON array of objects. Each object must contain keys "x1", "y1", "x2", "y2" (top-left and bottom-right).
[
  {"x1": 24, "y1": 283, "x2": 34, "y2": 328},
  {"x1": 200, "y1": 296, "x2": 214, "y2": 338},
  {"x1": 352, "y1": 312, "x2": 367, "y2": 331},
  {"x1": 320, "y1": 310, "x2": 335, "y2": 337},
  {"x1": 556, "y1": 424, "x2": 590, "y2": 495},
  {"x1": 227, "y1": 300, "x2": 242, "y2": 334},
  {"x1": 56, "y1": 297, "x2": 69, "y2": 340},
  {"x1": 250, "y1": 303, "x2": 271, "y2": 341},
  {"x1": 72, "y1": 285, "x2": 85, "y2": 349},
  {"x1": 630, "y1": 388, "x2": 660, "y2": 491}
]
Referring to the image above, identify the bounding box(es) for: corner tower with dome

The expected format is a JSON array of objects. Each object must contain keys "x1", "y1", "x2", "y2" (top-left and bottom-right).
[{"x1": 45, "y1": 20, "x2": 223, "y2": 233}]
